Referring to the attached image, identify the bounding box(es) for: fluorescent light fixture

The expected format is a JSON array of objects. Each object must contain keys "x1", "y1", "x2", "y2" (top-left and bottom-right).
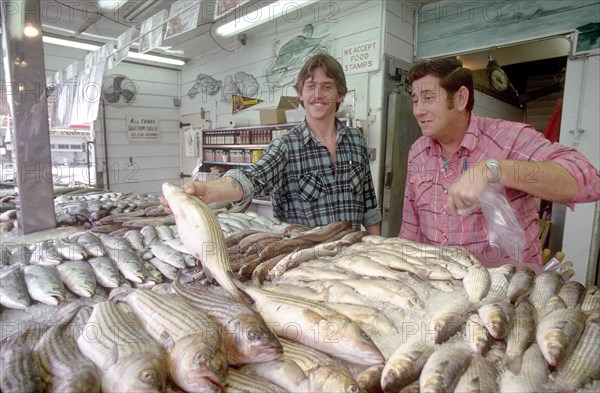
[
  {"x1": 216, "y1": 0, "x2": 318, "y2": 37},
  {"x1": 42, "y1": 36, "x2": 185, "y2": 66}
]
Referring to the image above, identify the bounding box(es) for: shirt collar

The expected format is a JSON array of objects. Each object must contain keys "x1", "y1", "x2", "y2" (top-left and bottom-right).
[
  {"x1": 424, "y1": 113, "x2": 480, "y2": 157},
  {"x1": 300, "y1": 118, "x2": 348, "y2": 145}
]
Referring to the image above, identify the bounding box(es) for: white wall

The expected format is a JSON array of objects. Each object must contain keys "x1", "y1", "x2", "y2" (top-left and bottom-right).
[{"x1": 43, "y1": 45, "x2": 181, "y2": 194}]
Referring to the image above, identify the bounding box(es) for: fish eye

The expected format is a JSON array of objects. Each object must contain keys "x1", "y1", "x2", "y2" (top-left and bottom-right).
[
  {"x1": 139, "y1": 368, "x2": 156, "y2": 383},
  {"x1": 347, "y1": 384, "x2": 360, "y2": 393},
  {"x1": 246, "y1": 328, "x2": 261, "y2": 342}
]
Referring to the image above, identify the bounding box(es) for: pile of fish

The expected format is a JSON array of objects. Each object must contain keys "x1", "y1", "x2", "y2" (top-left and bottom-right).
[{"x1": 1, "y1": 182, "x2": 599, "y2": 393}]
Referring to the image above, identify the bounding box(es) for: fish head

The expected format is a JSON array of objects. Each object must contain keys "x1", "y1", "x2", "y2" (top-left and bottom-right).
[
  {"x1": 539, "y1": 331, "x2": 567, "y2": 367},
  {"x1": 104, "y1": 355, "x2": 166, "y2": 393},
  {"x1": 325, "y1": 315, "x2": 384, "y2": 365},
  {"x1": 421, "y1": 375, "x2": 445, "y2": 393},
  {"x1": 309, "y1": 365, "x2": 363, "y2": 393},
  {"x1": 226, "y1": 317, "x2": 283, "y2": 364},
  {"x1": 169, "y1": 335, "x2": 227, "y2": 392},
  {"x1": 381, "y1": 358, "x2": 418, "y2": 392}
]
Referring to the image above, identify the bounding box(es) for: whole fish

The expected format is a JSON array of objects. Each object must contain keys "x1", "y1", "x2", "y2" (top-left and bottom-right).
[
  {"x1": 122, "y1": 289, "x2": 228, "y2": 392},
  {"x1": 558, "y1": 280, "x2": 586, "y2": 308},
  {"x1": 280, "y1": 265, "x2": 359, "y2": 282},
  {"x1": 555, "y1": 311, "x2": 600, "y2": 391},
  {"x1": 342, "y1": 278, "x2": 424, "y2": 311},
  {"x1": 141, "y1": 225, "x2": 159, "y2": 247},
  {"x1": 76, "y1": 301, "x2": 167, "y2": 392},
  {"x1": 478, "y1": 301, "x2": 515, "y2": 340},
  {"x1": 506, "y1": 266, "x2": 536, "y2": 303},
  {"x1": 237, "y1": 281, "x2": 384, "y2": 365},
  {"x1": 536, "y1": 308, "x2": 587, "y2": 367},
  {"x1": 87, "y1": 257, "x2": 121, "y2": 288},
  {"x1": 148, "y1": 257, "x2": 178, "y2": 280},
  {"x1": 171, "y1": 274, "x2": 282, "y2": 365},
  {"x1": 162, "y1": 182, "x2": 242, "y2": 300},
  {"x1": 34, "y1": 307, "x2": 100, "y2": 393},
  {"x1": 464, "y1": 313, "x2": 493, "y2": 355},
  {"x1": 453, "y1": 354, "x2": 499, "y2": 393},
  {"x1": 123, "y1": 229, "x2": 146, "y2": 252},
  {"x1": 0, "y1": 264, "x2": 31, "y2": 309},
  {"x1": 529, "y1": 271, "x2": 564, "y2": 311},
  {"x1": 463, "y1": 265, "x2": 491, "y2": 303},
  {"x1": 540, "y1": 295, "x2": 567, "y2": 317},
  {"x1": 419, "y1": 345, "x2": 471, "y2": 393},
  {"x1": 381, "y1": 338, "x2": 435, "y2": 392},
  {"x1": 23, "y1": 265, "x2": 66, "y2": 305},
  {"x1": 56, "y1": 261, "x2": 97, "y2": 298},
  {"x1": 503, "y1": 297, "x2": 537, "y2": 374},
  {"x1": 106, "y1": 247, "x2": 146, "y2": 284},
  {"x1": 150, "y1": 244, "x2": 186, "y2": 268}
]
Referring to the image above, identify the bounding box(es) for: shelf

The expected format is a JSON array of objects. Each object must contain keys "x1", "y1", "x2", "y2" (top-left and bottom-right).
[
  {"x1": 202, "y1": 161, "x2": 253, "y2": 166},
  {"x1": 203, "y1": 144, "x2": 269, "y2": 149}
]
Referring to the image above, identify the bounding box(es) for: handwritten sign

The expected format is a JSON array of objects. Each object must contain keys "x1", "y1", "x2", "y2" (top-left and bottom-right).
[
  {"x1": 342, "y1": 40, "x2": 380, "y2": 75},
  {"x1": 127, "y1": 116, "x2": 160, "y2": 142}
]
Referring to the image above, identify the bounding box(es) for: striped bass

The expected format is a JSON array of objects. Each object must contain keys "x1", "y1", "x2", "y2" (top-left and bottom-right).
[
  {"x1": 536, "y1": 308, "x2": 587, "y2": 367},
  {"x1": 162, "y1": 182, "x2": 242, "y2": 300},
  {"x1": 149, "y1": 244, "x2": 186, "y2": 268},
  {"x1": 240, "y1": 359, "x2": 309, "y2": 392},
  {"x1": 224, "y1": 368, "x2": 287, "y2": 393},
  {"x1": 122, "y1": 288, "x2": 228, "y2": 392},
  {"x1": 56, "y1": 260, "x2": 97, "y2": 298},
  {"x1": 235, "y1": 281, "x2": 384, "y2": 365},
  {"x1": 106, "y1": 247, "x2": 146, "y2": 284},
  {"x1": 171, "y1": 275, "x2": 282, "y2": 366},
  {"x1": 87, "y1": 257, "x2": 121, "y2": 288},
  {"x1": 0, "y1": 324, "x2": 47, "y2": 393},
  {"x1": 558, "y1": 280, "x2": 586, "y2": 309},
  {"x1": 76, "y1": 301, "x2": 167, "y2": 392},
  {"x1": 34, "y1": 307, "x2": 100, "y2": 393}
]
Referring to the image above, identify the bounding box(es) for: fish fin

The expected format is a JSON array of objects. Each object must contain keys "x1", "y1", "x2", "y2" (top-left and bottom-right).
[
  {"x1": 107, "y1": 286, "x2": 135, "y2": 301},
  {"x1": 161, "y1": 331, "x2": 175, "y2": 349},
  {"x1": 228, "y1": 272, "x2": 257, "y2": 305}
]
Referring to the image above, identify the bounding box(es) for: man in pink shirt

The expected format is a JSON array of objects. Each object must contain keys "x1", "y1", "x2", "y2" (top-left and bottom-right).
[{"x1": 399, "y1": 58, "x2": 600, "y2": 270}]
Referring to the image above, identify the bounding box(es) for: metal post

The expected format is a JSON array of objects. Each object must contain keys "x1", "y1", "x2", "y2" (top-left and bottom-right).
[{"x1": 1, "y1": 0, "x2": 56, "y2": 234}]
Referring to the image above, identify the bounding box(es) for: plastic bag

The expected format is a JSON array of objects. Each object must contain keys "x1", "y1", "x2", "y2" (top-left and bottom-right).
[{"x1": 458, "y1": 183, "x2": 526, "y2": 264}]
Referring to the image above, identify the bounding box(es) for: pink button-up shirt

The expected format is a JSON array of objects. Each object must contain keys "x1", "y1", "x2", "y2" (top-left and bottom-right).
[{"x1": 400, "y1": 114, "x2": 600, "y2": 269}]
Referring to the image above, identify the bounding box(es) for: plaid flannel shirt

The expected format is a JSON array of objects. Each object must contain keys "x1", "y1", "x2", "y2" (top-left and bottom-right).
[{"x1": 225, "y1": 120, "x2": 381, "y2": 230}]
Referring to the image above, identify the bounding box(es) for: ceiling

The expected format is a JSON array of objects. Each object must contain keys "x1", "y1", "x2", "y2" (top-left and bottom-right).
[{"x1": 33, "y1": 0, "x2": 234, "y2": 61}]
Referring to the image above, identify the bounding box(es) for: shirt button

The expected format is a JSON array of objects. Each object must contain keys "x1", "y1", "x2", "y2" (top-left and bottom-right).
[{"x1": 443, "y1": 189, "x2": 448, "y2": 194}]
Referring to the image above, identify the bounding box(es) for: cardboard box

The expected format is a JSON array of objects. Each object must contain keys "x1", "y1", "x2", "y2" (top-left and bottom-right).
[{"x1": 257, "y1": 96, "x2": 300, "y2": 125}]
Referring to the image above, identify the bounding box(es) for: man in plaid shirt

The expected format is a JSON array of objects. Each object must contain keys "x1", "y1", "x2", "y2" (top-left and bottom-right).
[
  {"x1": 174, "y1": 53, "x2": 381, "y2": 235},
  {"x1": 400, "y1": 58, "x2": 600, "y2": 269}
]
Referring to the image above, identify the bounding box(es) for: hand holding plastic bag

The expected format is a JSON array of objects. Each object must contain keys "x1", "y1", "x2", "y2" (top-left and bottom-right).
[{"x1": 458, "y1": 183, "x2": 526, "y2": 264}]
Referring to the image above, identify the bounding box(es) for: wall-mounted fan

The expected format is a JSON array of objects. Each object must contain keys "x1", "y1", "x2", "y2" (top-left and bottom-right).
[{"x1": 102, "y1": 74, "x2": 138, "y2": 106}]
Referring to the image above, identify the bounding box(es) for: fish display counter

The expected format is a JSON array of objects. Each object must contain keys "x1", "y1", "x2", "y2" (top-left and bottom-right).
[{"x1": 1, "y1": 183, "x2": 599, "y2": 392}]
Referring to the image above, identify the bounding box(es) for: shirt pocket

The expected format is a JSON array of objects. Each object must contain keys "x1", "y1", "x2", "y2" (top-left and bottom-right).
[
  {"x1": 298, "y1": 172, "x2": 328, "y2": 202},
  {"x1": 339, "y1": 162, "x2": 365, "y2": 194},
  {"x1": 408, "y1": 173, "x2": 435, "y2": 209}
]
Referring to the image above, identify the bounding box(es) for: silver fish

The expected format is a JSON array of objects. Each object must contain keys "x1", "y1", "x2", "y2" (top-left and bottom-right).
[
  {"x1": 308, "y1": 365, "x2": 362, "y2": 393},
  {"x1": 581, "y1": 286, "x2": 600, "y2": 314},
  {"x1": 171, "y1": 275, "x2": 282, "y2": 366},
  {"x1": 342, "y1": 278, "x2": 424, "y2": 311},
  {"x1": 555, "y1": 311, "x2": 600, "y2": 391},
  {"x1": 141, "y1": 225, "x2": 159, "y2": 247},
  {"x1": 147, "y1": 257, "x2": 178, "y2": 280},
  {"x1": 0, "y1": 324, "x2": 47, "y2": 393},
  {"x1": 87, "y1": 257, "x2": 121, "y2": 288},
  {"x1": 326, "y1": 302, "x2": 400, "y2": 338},
  {"x1": 97, "y1": 233, "x2": 133, "y2": 251},
  {"x1": 29, "y1": 240, "x2": 63, "y2": 266},
  {"x1": 356, "y1": 364, "x2": 383, "y2": 393},
  {"x1": 529, "y1": 271, "x2": 564, "y2": 311},
  {"x1": 464, "y1": 313, "x2": 493, "y2": 355},
  {"x1": 507, "y1": 266, "x2": 536, "y2": 303},
  {"x1": 237, "y1": 281, "x2": 384, "y2": 365},
  {"x1": 478, "y1": 301, "x2": 515, "y2": 340},
  {"x1": 536, "y1": 308, "x2": 586, "y2": 367},
  {"x1": 76, "y1": 301, "x2": 167, "y2": 392},
  {"x1": 499, "y1": 343, "x2": 548, "y2": 393},
  {"x1": 558, "y1": 280, "x2": 586, "y2": 309},
  {"x1": 0, "y1": 264, "x2": 31, "y2": 309},
  {"x1": 419, "y1": 345, "x2": 471, "y2": 393},
  {"x1": 53, "y1": 239, "x2": 88, "y2": 261},
  {"x1": 463, "y1": 265, "x2": 491, "y2": 303},
  {"x1": 381, "y1": 338, "x2": 435, "y2": 392},
  {"x1": 106, "y1": 247, "x2": 146, "y2": 284},
  {"x1": 123, "y1": 229, "x2": 146, "y2": 252},
  {"x1": 162, "y1": 182, "x2": 242, "y2": 300},
  {"x1": 56, "y1": 260, "x2": 97, "y2": 298},
  {"x1": 224, "y1": 368, "x2": 287, "y2": 393},
  {"x1": 149, "y1": 244, "x2": 186, "y2": 268},
  {"x1": 279, "y1": 337, "x2": 333, "y2": 372},
  {"x1": 503, "y1": 297, "x2": 537, "y2": 374},
  {"x1": 123, "y1": 289, "x2": 228, "y2": 392},
  {"x1": 23, "y1": 265, "x2": 66, "y2": 305},
  {"x1": 240, "y1": 359, "x2": 309, "y2": 393}
]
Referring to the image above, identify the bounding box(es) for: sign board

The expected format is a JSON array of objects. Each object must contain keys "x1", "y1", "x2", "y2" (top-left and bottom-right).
[
  {"x1": 127, "y1": 117, "x2": 160, "y2": 142},
  {"x1": 342, "y1": 40, "x2": 380, "y2": 75}
]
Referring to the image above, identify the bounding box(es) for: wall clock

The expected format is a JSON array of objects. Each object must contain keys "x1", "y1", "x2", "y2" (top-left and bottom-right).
[{"x1": 487, "y1": 55, "x2": 510, "y2": 92}]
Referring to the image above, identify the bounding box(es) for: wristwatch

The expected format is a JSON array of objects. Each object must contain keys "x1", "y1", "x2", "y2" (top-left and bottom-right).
[{"x1": 484, "y1": 159, "x2": 501, "y2": 183}]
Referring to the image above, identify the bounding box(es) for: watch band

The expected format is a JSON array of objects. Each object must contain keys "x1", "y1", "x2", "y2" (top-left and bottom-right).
[{"x1": 484, "y1": 159, "x2": 501, "y2": 183}]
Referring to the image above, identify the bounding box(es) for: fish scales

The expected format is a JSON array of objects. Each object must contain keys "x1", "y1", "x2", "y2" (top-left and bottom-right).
[
  {"x1": 536, "y1": 307, "x2": 587, "y2": 367},
  {"x1": 224, "y1": 368, "x2": 287, "y2": 393},
  {"x1": 123, "y1": 289, "x2": 228, "y2": 392},
  {"x1": 34, "y1": 323, "x2": 100, "y2": 393},
  {"x1": 278, "y1": 337, "x2": 333, "y2": 372},
  {"x1": 454, "y1": 354, "x2": 499, "y2": 393},
  {"x1": 581, "y1": 286, "x2": 600, "y2": 314},
  {"x1": 558, "y1": 280, "x2": 587, "y2": 309},
  {"x1": 171, "y1": 276, "x2": 282, "y2": 365},
  {"x1": 162, "y1": 182, "x2": 241, "y2": 300},
  {"x1": 555, "y1": 311, "x2": 600, "y2": 391},
  {"x1": 463, "y1": 265, "x2": 491, "y2": 303},
  {"x1": 381, "y1": 339, "x2": 435, "y2": 392},
  {"x1": 0, "y1": 325, "x2": 47, "y2": 393},
  {"x1": 503, "y1": 297, "x2": 537, "y2": 374},
  {"x1": 529, "y1": 271, "x2": 564, "y2": 311},
  {"x1": 236, "y1": 281, "x2": 384, "y2": 365},
  {"x1": 419, "y1": 345, "x2": 471, "y2": 393}
]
